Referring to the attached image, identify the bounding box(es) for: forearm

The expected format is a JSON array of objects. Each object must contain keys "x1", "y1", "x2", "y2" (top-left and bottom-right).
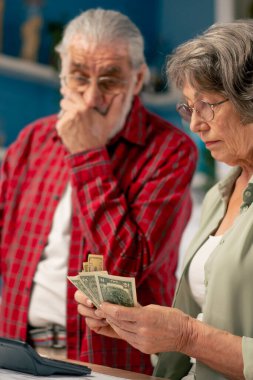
[{"x1": 184, "y1": 318, "x2": 244, "y2": 380}]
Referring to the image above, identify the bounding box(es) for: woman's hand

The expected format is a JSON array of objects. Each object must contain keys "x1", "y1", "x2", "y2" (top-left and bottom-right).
[
  {"x1": 96, "y1": 302, "x2": 244, "y2": 380},
  {"x1": 96, "y1": 303, "x2": 191, "y2": 354},
  {"x1": 74, "y1": 290, "x2": 120, "y2": 339}
]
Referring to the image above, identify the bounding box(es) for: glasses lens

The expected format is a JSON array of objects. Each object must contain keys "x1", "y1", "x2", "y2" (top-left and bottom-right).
[
  {"x1": 176, "y1": 104, "x2": 192, "y2": 122},
  {"x1": 195, "y1": 101, "x2": 213, "y2": 122},
  {"x1": 64, "y1": 75, "x2": 89, "y2": 91},
  {"x1": 63, "y1": 75, "x2": 126, "y2": 95},
  {"x1": 98, "y1": 77, "x2": 126, "y2": 94}
]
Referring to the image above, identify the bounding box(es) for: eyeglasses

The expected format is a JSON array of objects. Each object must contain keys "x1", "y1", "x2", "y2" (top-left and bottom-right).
[
  {"x1": 176, "y1": 99, "x2": 229, "y2": 123},
  {"x1": 61, "y1": 74, "x2": 128, "y2": 95}
]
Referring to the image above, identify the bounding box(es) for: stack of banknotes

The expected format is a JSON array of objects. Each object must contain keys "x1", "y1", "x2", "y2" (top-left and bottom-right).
[{"x1": 68, "y1": 254, "x2": 137, "y2": 308}]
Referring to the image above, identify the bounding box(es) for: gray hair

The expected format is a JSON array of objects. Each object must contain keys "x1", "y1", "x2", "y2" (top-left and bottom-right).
[
  {"x1": 167, "y1": 19, "x2": 253, "y2": 124},
  {"x1": 56, "y1": 8, "x2": 147, "y2": 70}
]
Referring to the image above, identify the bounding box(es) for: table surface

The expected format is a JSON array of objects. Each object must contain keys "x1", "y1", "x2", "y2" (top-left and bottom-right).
[{"x1": 70, "y1": 359, "x2": 162, "y2": 379}]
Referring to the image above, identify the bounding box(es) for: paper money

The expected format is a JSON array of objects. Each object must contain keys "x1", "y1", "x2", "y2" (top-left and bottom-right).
[
  {"x1": 88, "y1": 254, "x2": 104, "y2": 272},
  {"x1": 82, "y1": 262, "x2": 89, "y2": 272},
  {"x1": 67, "y1": 275, "x2": 100, "y2": 308},
  {"x1": 68, "y1": 254, "x2": 137, "y2": 308},
  {"x1": 79, "y1": 271, "x2": 108, "y2": 305},
  {"x1": 96, "y1": 274, "x2": 137, "y2": 307}
]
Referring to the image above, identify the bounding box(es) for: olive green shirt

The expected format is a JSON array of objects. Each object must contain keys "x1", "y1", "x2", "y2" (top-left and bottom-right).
[{"x1": 154, "y1": 167, "x2": 253, "y2": 380}]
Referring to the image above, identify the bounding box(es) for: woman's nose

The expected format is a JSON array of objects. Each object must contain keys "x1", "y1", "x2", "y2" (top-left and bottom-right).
[{"x1": 189, "y1": 111, "x2": 209, "y2": 133}]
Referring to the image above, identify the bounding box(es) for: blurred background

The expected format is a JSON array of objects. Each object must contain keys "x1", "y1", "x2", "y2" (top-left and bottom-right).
[{"x1": 0, "y1": 0, "x2": 252, "y2": 274}]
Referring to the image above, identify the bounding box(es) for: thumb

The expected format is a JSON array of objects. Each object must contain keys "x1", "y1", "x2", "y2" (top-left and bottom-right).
[{"x1": 100, "y1": 302, "x2": 141, "y2": 322}]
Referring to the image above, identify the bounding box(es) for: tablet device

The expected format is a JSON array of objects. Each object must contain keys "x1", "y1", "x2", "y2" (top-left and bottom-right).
[{"x1": 0, "y1": 337, "x2": 91, "y2": 376}]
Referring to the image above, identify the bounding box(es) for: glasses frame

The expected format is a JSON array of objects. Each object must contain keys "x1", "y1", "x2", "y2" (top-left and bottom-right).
[
  {"x1": 176, "y1": 98, "x2": 229, "y2": 123},
  {"x1": 60, "y1": 74, "x2": 128, "y2": 95}
]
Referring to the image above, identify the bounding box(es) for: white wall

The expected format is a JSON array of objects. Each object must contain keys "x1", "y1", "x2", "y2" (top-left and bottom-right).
[{"x1": 215, "y1": 0, "x2": 235, "y2": 22}]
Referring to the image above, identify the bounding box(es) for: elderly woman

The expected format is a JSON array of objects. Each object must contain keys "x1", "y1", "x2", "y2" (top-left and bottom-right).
[{"x1": 75, "y1": 19, "x2": 253, "y2": 379}]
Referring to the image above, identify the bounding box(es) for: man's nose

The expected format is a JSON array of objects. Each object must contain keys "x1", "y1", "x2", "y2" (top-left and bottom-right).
[{"x1": 81, "y1": 81, "x2": 104, "y2": 108}]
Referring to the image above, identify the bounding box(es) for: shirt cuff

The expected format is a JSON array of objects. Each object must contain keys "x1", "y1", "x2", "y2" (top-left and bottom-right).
[
  {"x1": 65, "y1": 147, "x2": 112, "y2": 183},
  {"x1": 242, "y1": 336, "x2": 253, "y2": 380}
]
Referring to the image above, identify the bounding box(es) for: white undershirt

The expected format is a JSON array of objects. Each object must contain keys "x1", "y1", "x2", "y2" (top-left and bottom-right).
[
  {"x1": 28, "y1": 183, "x2": 72, "y2": 327},
  {"x1": 188, "y1": 234, "x2": 222, "y2": 310},
  {"x1": 188, "y1": 234, "x2": 222, "y2": 365}
]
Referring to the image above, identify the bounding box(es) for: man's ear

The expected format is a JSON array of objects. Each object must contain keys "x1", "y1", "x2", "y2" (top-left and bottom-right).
[{"x1": 133, "y1": 64, "x2": 149, "y2": 95}]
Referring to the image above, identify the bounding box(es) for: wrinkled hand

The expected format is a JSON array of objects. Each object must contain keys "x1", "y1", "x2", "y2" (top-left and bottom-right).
[
  {"x1": 95, "y1": 303, "x2": 192, "y2": 354},
  {"x1": 74, "y1": 290, "x2": 120, "y2": 339},
  {"x1": 56, "y1": 89, "x2": 124, "y2": 153}
]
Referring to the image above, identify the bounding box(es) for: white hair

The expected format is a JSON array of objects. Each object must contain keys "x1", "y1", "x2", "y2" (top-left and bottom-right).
[{"x1": 56, "y1": 8, "x2": 148, "y2": 72}]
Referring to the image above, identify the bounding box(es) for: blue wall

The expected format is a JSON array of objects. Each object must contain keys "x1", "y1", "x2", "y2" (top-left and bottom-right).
[
  {"x1": 160, "y1": 0, "x2": 214, "y2": 50},
  {"x1": 3, "y1": 0, "x2": 160, "y2": 66},
  {"x1": 3, "y1": 0, "x2": 214, "y2": 67},
  {"x1": 0, "y1": 70, "x2": 60, "y2": 146}
]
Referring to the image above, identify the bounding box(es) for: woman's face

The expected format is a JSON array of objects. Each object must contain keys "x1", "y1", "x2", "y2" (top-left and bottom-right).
[{"x1": 182, "y1": 82, "x2": 253, "y2": 168}]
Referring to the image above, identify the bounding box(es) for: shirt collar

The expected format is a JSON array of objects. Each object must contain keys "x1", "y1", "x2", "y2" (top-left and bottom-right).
[
  {"x1": 218, "y1": 166, "x2": 253, "y2": 206},
  {"x1": 218, "y1": 166, "x2": 241, "y2": 201}
]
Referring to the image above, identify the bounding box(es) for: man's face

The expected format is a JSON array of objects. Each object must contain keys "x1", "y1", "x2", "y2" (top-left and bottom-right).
[{"x1": 60, "y1": 36, "x2": 145, "y2": 137}]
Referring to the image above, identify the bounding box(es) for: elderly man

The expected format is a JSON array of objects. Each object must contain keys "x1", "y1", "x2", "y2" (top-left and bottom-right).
[{"x1": 0, "y1": 8, "x2": 197, "y2": 375}]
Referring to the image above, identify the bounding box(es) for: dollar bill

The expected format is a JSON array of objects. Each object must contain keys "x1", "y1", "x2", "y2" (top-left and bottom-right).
[
  {"x1": 67, "y1": 275, "x2": 100, "y2": 308},
  {"x1": 88, "y1": 254, "x2": 104, "y2": 272},
  {"x1": 68, "y1": 255, "x2": 138, "y2": 309},
  {"x1": 79, "y1": 272, "x2": 102, "y2": 305},
  {"x1": 82, "y1": 262, "x2": 89, "y2": 272},
  {"x1": 96, "y1": 274, "x2": 137, "y2": 307}
]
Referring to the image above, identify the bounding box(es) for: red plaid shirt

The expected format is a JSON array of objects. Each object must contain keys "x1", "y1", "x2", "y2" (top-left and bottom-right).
[{"x1": 0, "y1": 97, "x2": 197, "y2": 374}]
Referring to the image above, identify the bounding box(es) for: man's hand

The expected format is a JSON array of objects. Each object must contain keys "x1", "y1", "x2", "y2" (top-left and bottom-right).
[
  {"x1": 74, "y1": 290, "x2": 120, "y2": 339},
  {"x1": 56, "y1": 90, "x2": 124, "y2": 153}
]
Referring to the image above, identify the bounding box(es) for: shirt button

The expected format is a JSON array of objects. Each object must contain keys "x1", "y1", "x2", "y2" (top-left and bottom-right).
[{"x1": 53, "y1": 195, "x2": 60, "y2": 200}]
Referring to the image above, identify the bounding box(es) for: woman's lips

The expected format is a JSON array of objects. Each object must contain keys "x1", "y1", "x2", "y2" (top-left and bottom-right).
[{"x1": 205, "y1": 140, "x2": 220, "y2": 148}]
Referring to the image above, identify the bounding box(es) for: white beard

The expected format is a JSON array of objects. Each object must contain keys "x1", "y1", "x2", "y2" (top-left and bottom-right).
[{"x1": 108, "y1": 77, "x2": 136, "y2": 139}]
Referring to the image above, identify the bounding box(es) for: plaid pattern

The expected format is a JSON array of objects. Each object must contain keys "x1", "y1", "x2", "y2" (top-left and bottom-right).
[
  {"x1": 0, "y1": 96, "x2": 197, "y2": 374},
  {"x1": 28, "y1": 325, "x2": 66, "y2": 348}
]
